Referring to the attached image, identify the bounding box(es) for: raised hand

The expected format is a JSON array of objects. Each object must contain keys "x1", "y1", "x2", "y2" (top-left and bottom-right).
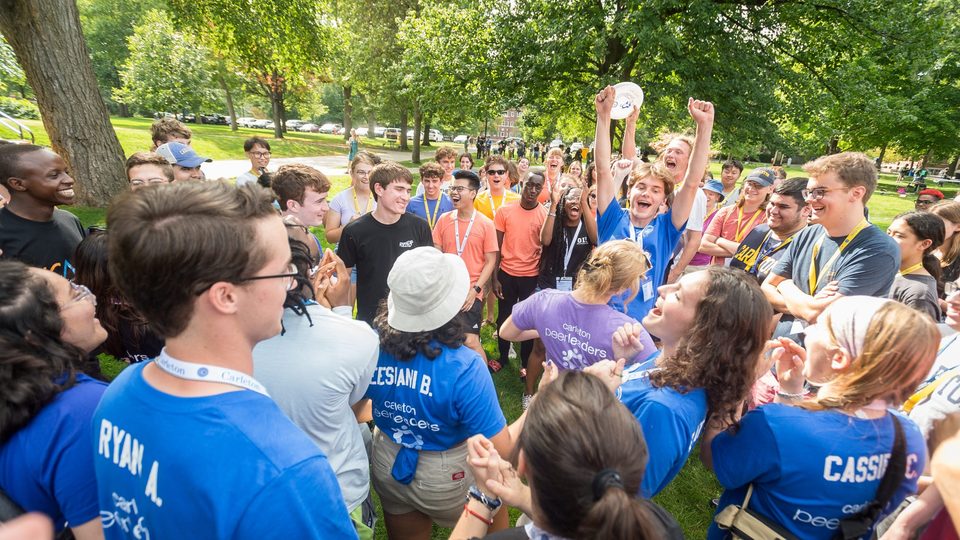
[
  {"x1": 772, "y1": 337, "x2": 806, "y2": 395},
  {"x1": 595, "y1": 86, "x2": 615, "y2": 117},
  {"x1": 583, "y1": 358, "x2": 626, "y2": 393},
  {"x1": 466, "y1": 435, "x2": 503, "y2": 501},
  {"x1": 626, "y1": 104, "x2": 640, "y2": 125},
  {"x1": 687, "y1": 97, "x2": 715, "y2": 126},
  {"x1": 611, "y1": 322, "x2": 645, "y2": 362}
]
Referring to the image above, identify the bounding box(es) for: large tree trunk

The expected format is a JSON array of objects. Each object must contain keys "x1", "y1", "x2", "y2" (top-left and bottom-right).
[
  {"x1": 947, "y1": 154, "x2": 959, "y2": 178},
  {"x1": 342, "y1": 85, "x2": 352, "y2": 140},
  {"x1": 218, "y1": 70, "x2": 237, "y2": 131},
  {"x1": 412, "y1": 102, "x2": 422, "y2": 164},
  {"x1": 0, "y1": 0, "x2": 126, "y2": 206},
  {"x1": 877, "y1": 141, "x2": 888, "y2": 168},
  {"x1": 399, "y1": 105, "x2": 409, "y2": 151},
  {"x1": 422, "y1": 116, "x2": 431, "y2": 147}
]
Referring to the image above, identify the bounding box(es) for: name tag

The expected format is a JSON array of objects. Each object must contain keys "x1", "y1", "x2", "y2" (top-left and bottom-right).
[
  {"x1": 556, "y1": 277, "x2": 573, "y2": 291},
  {"x1": 641, "y1": 277, "x2": 654, "y2": 301}
]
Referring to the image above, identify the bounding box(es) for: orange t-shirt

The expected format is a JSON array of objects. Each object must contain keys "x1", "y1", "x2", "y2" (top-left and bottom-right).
[
  {"x1": 494, "y1": 202, "x2": 547, "y2": 277},
  {"x1": 704, "y1": 204, "x2": 766, "y2": 264},
  {"x1": 433, "y1": 210, "x2": 498, "y2": 297}
]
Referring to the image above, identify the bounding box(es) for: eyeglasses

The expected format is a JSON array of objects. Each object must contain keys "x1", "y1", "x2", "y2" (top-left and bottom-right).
[
  {"x1": 130, "y1": 177, "x2": 169, "y2": 187},
  {"x1": 449, "y1": 185, "x2": 475, "y2": 193},
  {"x1": 487, "y1": 169, "x2": 507, "y2": 175},
  {"x1": 916, "y1": 198, "x2": 938, "y2": 206},
  {"x1": 62, "y1": 281, "x2": 96, "y2": 309},
  {"x1": 236, "y1": 262, "x2": 299, "y2": 291},
  {"x1": 248, "y1": 151, "x2": 271, "y2": 159},
  {"x1": 801, "y1": 187, "x2": 848, "y2": 201},
  {"x1": 353, "y1": 169, "x2": 370, "y2": 177}
]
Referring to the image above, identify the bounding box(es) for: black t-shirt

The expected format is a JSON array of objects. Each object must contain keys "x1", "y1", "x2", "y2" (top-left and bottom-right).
[
  {"x1": 0, "y1": 207, "x2": 85, "y2": 278},
  {"x1": 729, "y1": 224, "x2": 799, "y2": 284},
  {"x1": 336, "y1": 212, "x2": 433, "y2": 325},
  {"x1": 538, "y1": 222, "x2": 594, "y2": 289}
]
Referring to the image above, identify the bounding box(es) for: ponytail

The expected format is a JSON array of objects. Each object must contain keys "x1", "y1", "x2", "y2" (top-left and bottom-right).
[
  {"x1": 576, "y1": 485, "x2": 663, "y2": 539},
  {"x1": 575, "y1": 240, "x2": 648, "y2": 301}
]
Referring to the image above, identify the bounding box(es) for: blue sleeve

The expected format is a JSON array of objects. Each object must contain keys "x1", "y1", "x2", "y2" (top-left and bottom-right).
[
  {"x1": 454, "y1": 358, "x2": 507, "y2": 439},
  {"x1": 54, "y1": 383, "x2": 105, "y2": 527},
  {"x1": 635, "y1": 401, "x2": 688, "y2": 498},
  {"x1": 510, "y1": 291, "x2": 545, "y2": 331},
  {"x1": 711, "y1": 408, "x2": 780, "y2": 490},
  {"x1": 406, "y1": 196, "x2": 425, "y2": 219},
  {"x1": 598, "y1": 198, "x2": 627, "y2": 243},
  {"x1": 234, "y1": 458, "x2": 358, "y2": 540}
]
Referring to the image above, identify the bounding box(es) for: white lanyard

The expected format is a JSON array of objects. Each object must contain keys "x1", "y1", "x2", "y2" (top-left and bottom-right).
[
  {"x1": 488, "y1": 192, "x2": 506, "y2": 216},
  {"x1": 627, "y1": 223, "x2": 645, "y2": 252},
  {"x1": 562, "y1": 221, "x2": 584, "y2": 276},
  {"x1": 153, "y1": 351, "x2": 270, "y2": 397},
  {"x1": 453, "y1": 211, "x2": 477, "y2": 257}
]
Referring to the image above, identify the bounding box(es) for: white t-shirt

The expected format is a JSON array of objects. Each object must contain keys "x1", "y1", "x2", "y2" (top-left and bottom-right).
[
  {"x1": 907, "y1": 334, "x2": 960, "y2": 438},
  {"x1": 686, "y1": 188, "x2": 707, "y2": 232},
  {"x1": 236, "y1": 170, "x2": 259, "y2": 187},
  {"x1": 252, "y1": 303, "x2": 379, "y2": 512},
  {"x1": 329, "y1": 187, "x2": 377, "y2": 225},
  {"x1": 414, "y1": 179, "x2": 453, "y2": 197}
]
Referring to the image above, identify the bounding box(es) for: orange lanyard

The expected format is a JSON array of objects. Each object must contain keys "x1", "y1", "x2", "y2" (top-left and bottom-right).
[{"x1": 734, "y1": 207, "x2": 764, "y2": 242}]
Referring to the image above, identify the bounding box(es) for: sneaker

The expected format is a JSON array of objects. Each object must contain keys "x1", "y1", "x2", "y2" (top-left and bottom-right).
[
  {"x1": 522, "y1": 394, "x2": 533, "y2": 411},
  {"x1": 509, "y1": 347, "x2": 517, "y2": 360}
]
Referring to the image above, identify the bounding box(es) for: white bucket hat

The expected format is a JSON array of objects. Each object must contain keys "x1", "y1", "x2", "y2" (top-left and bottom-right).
[{"x1": 387, "y1": 247, "x2": 470, "y2": 332}]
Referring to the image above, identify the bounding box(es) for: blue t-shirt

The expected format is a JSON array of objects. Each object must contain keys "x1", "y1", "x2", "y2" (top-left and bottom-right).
[
  {"x1": 598, "y1": 199, "x2": 686, "y2": 320},
  {"x1": 92, "y1": 361, "x2": 357, "y2": 540},
  {"x1": 617, "y1": 353, "x2": 707, "y2": 498},
  {"x1": 365, "y1": 343, "x2": 506, "y2": 484},
  {"x1": 406, "y1": 194, "x2": 454, "y2": 227},
  {"x1": 709, "y1": 405, "x2": 926, "y2": 540},
  {"x1": 0, "y1": 375, "x2": 106, "y2": 532}
]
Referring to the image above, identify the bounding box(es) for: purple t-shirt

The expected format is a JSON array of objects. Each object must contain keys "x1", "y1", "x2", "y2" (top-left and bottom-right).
[{"x1": 511, "y1": 289, "x2": 656, "y2": 370}]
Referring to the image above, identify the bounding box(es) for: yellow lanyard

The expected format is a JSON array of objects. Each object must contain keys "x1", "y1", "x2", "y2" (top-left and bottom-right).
[
  {"x1": 899, "y1": 262, "x2": 925, "y2": 276},
  {"x1": 352, "y1": 188, "x2": 372, "y2": 214},
  {"x1": 734, "y1": 207, "x2": 764, "y2": 242},
  {"x1": 749, "y1": 230, "x2": 796, "y2": 274},
  {"x1": 808, "y1": 219, "x2": 869, "y2": 294},
  {"x1": 423, "y1": 197, "x2": 441, "y2": 229}
]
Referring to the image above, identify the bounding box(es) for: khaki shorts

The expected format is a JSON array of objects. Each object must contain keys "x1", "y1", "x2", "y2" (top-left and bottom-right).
[{"x1": 371, "y1": 427, "x2": 472, "y2": 526}]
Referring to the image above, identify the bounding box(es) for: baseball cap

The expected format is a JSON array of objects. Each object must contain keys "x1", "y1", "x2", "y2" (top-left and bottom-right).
[
  {"x1": 918, "y1": 188, "x2": 944, "y2": 200},
  {"x1": 386, "y1": 247, "x2": 470, "y2": 332},
  {"x1": 702, "y1": 179, "x2": 725, "y2": 201},
  {"x1": 156, "y1": 142, "x2": 212, "y2": 168},
  {"x1": 744, "y1": 167, "x2": 776, "y2": 188}
]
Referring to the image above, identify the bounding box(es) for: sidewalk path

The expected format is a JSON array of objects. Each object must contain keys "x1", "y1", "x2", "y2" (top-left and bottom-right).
[{"x1": 200, "y1": 147, "x2": 436, "y2": 179}]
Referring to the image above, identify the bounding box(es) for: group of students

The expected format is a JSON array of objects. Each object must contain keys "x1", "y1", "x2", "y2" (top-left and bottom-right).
[{"x1": 1, "y1": 87, "x2": 960, "y2": 540}]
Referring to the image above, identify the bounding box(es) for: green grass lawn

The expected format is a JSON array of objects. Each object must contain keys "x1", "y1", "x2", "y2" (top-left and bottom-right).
[{"x1": 67, "y1": 167, "x2": 922, "y2": 539}]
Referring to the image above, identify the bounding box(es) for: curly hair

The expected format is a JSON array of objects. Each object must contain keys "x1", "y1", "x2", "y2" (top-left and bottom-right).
[
  {"x1": 649, "y1": 267, "x2": 772, "y2": 428},
  {"x1": 373, "y1": 300, "x2": 466, "y2": 361},
  {"x1": 0, "y1": 261, "x2": 83, "y2": 443}
]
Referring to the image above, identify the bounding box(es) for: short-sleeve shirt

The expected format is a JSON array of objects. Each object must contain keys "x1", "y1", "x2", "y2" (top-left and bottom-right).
[
  {"x1": 329, "y1": 187, "x2": 376, "y2": 226},
  {"x1": 93, "y1": 359, "x2": 357, "y2": 539},
  {"x1": 511, "y1": 289, "x2": 655, "y2": 369},
  {"x1": 0, "y1": 375, "x2": 106, "y2": 532},
  {"x1": 729, "y1": 224, "x2": 801, "y2": 284},
  {"x1": 907, "y1": 334, "x2": 960, "y2": 438},
  {"x1": 474, "y1": 190, "x2": 520, "y2": 221},
  {"x1": 888, "y1": 273, "x2": 941, "y2": 321},
  {"x1": 686, "y1": 188, "x2": 707, "y2": 233},
  {"x1": 337, "y1": 213, "x2": 434, "y2": 325},
  {"x1": 616, "y1": 353, "x2": 707, "y2": 498},
  {"x1": 704, "y1": 205, "x2": 766, "y2": 265},
  {"x1": 770, "y1": 223, "x2": 899, "y2": 336},
  {"x1": 0, "y1": 207, "x2": 85, "y2": 278},
  {"x1": 494, "y1": 203, "x2": 547, "y2": 277},
  {"x1": 598, "y1": 199, "x2": 686, "y2": 320},
  {"x1": 365, "y1": 344, "x2": 506, "y2": 483},
  {"x1": 689, "y1": 209, "x2": 720, "y2": 267},
  {"x1": 538, "y1": 222, "x2": 593, "y2": 289},
  {"x1": 709, "y1": 405, "x2": 926, "y2": 540},
  {"x1": 235, "y1": 170, "x2": 259, "y2": 187},
  {"x1": 433, "y1": 211, "x2": 498, "y2": 298},
  {"x1": 406, "y1": 194, "x2": 454, "y2": 228}
]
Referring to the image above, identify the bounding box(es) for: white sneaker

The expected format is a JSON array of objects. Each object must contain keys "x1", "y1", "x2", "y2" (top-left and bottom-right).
[
  {"x1": 508, "y1": 347, "x2": 517, "y2": 360},
  {"x1": 522, "y1": 394, "x2": 533, "y2": 411}
]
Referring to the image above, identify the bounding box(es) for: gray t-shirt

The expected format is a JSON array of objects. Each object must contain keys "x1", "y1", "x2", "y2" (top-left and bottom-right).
[
  {"x1": 888, "y1": 273, "x2": 941, "y2": 321},
  {"x1": 771, "y1": 223, "x2": 900, "y2": 337},
  {"x1": 236, "y1": 170, "x2": 259, "y2": 187},
  {"x1": 252, "y1": 303, "x2": 379, "y2": 512}
]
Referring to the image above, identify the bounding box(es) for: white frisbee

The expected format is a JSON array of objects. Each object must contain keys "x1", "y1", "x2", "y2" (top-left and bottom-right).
[{"x1": 611, "y1": 82, "x2": 644, "y2": 120}]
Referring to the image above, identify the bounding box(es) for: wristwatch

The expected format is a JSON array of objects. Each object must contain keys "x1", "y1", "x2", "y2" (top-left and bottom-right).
[
  {"x1": 473, "y1": 284, "x2": 482, "y2": 294},
  {"x1": 467, "y1": 485, "x2": 502, "y2": 511}
]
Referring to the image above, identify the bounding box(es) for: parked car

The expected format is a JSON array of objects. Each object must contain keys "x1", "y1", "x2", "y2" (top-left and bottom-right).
[
  {"x1": 237, "y1": 117, "x2": 257, "y2": 128},
  {"x1": 334, "y1": 126, "x2": 346, "y2": 135},
  {"x1": 355, "y1": 127, "x2": 368, "y2": 136},
  {"x1": 549, "y1": 138, "x2": 563, "y2": 148},
  {"x1": 569, "y1": 141, "x2": 584, "y2": 153},
  {"x1": 264, "y1": 121, "x2": 275, "y2": 130},
  {"x1": 250, "y1": 119, "x2": 271, "y2": 129},
  {"x1": 374, "y1": 127, "x2": 386, "y2": 137},
  {"x1": 319, "y1": 123, "x2": 342, "y2": 134},
  {"x1": 286, "y1": 119, "x2": 305, "y2": 130},
  {"x1": 453, "y1": 134, "x2": 469, "y2": 144},
  {"x1": 385, "y1": 128, "x2": 400, "y2": 142},
  {"x1": 430, "y1": 129, "x2": 444, "y2": 142},
  {"x1": 297, "y1": 123, "x2": 319, "y2": 133},
  {"x1": 201, "y1": 113, "x2": 228, "y2": 125}
]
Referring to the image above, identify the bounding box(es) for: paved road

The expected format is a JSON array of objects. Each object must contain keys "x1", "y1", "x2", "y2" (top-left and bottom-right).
[{"x1": 200, "y1": 147, "x2": 435, "y2": 179}]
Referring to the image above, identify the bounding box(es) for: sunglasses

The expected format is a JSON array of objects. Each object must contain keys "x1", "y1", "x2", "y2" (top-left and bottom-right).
[{"x1": 487, "y1": 169, "x2": 507, "y2": 175}]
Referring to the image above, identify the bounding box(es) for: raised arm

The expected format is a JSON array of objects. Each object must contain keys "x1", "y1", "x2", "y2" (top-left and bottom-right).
[
  {"x1": 594, "y1": 86, "x2": 617, "y2": 214},
  {"x1": 621, "y1": 105, "x2": 640, "y2": 162},
  {"x1": 671, "y1": 98, "x2": 714, "y2": 230}
]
